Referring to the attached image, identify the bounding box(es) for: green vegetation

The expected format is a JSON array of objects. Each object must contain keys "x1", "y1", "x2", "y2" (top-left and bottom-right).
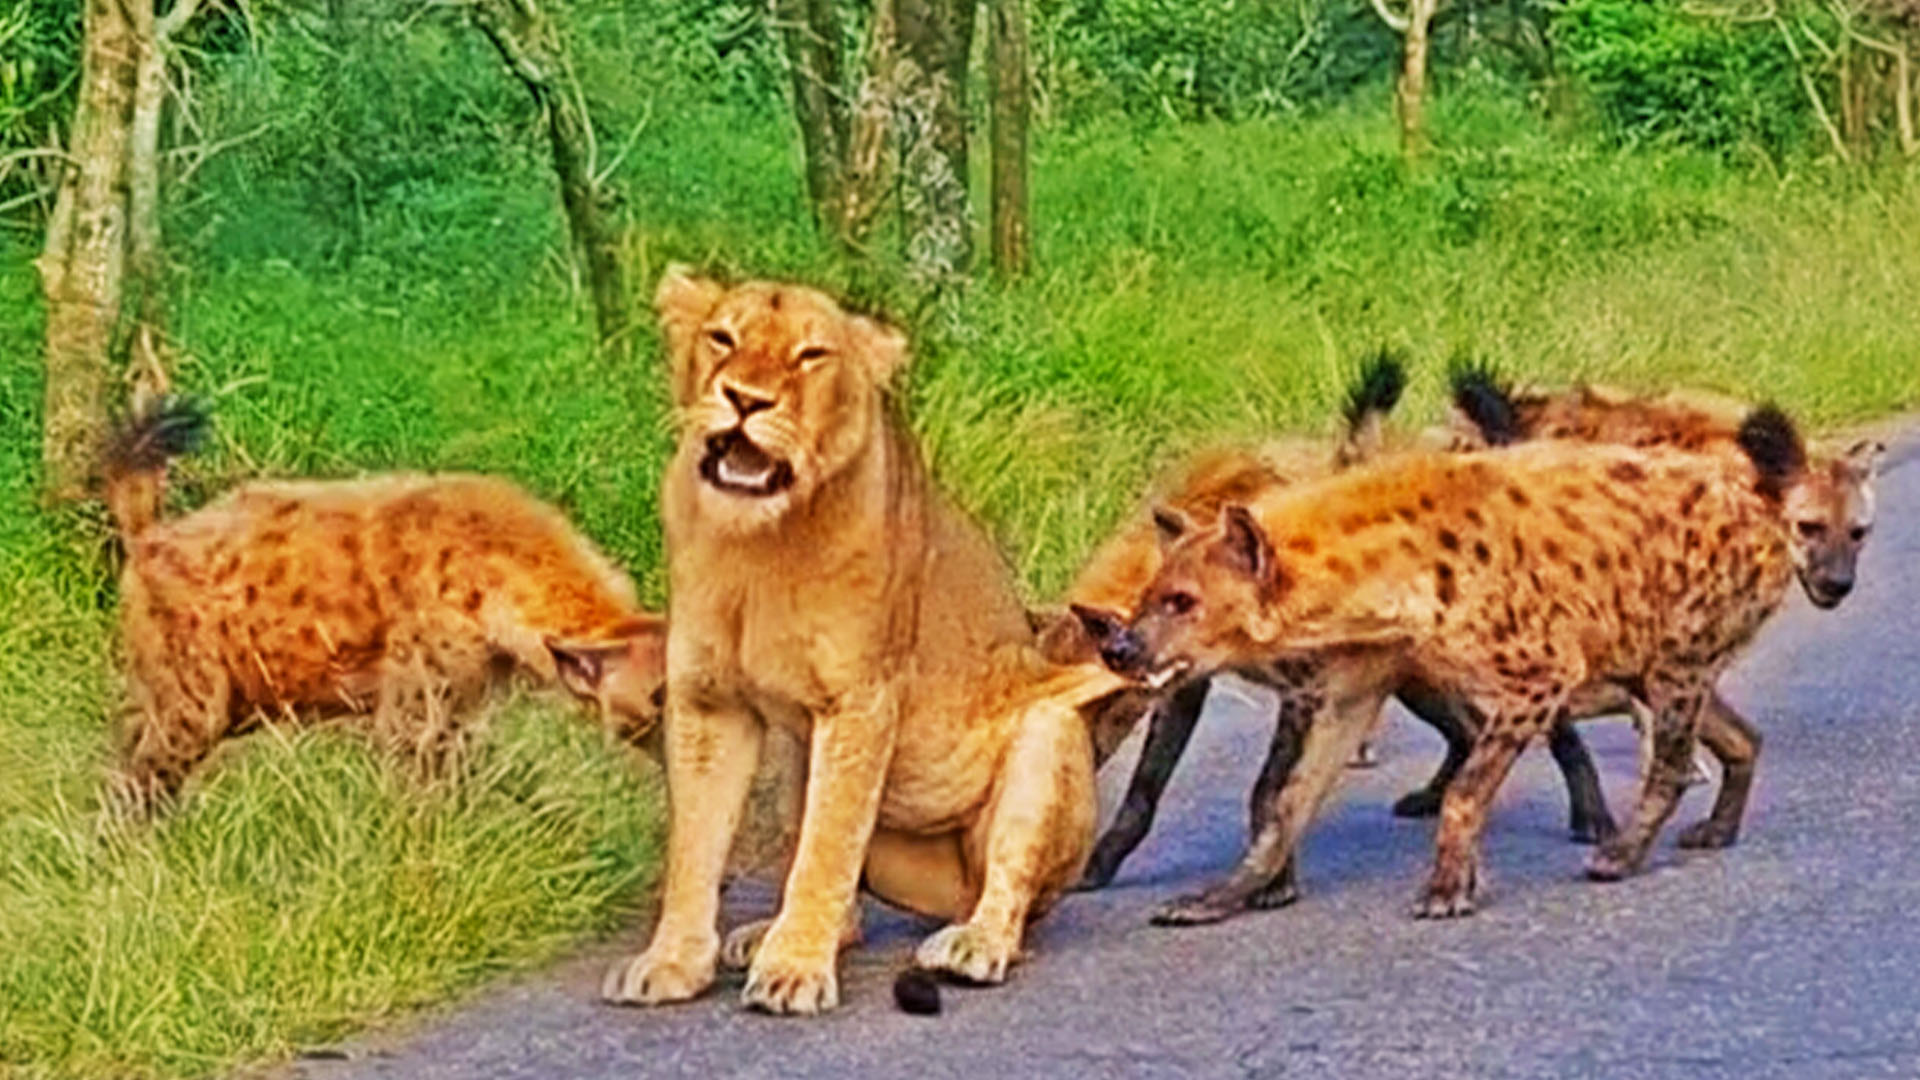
[{"x1": 4, "y1": 3, "x2": 1920, "y2": 1077}]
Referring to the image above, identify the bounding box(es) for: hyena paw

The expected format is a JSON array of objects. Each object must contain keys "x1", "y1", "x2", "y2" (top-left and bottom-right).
[
  {"x1": 1391, "y1": 788, "x2": 1444, "y2": 819},
  {"x1": 1073, "y1": 852, "x2": 1124, "y2": 893},
  {"x1": 1583, "y1": 842, "x2": 1641, "y2": 881},
  {"x1": 601, "y1": 944, "x2": 715, "y2": 1006},
  {"x1": 1246, "y1": 876, "x2": 1301, "y2": 911},
  {"x1": 1413, "y1": 866, "x2": 1478, "y2": 919},
  {"x1": 914, "y1": 924, "x2": 1018, "y2": 985},
  {"x1": 720, "y1": 919, "x2": 774, "y2": 970},
  {"x1": 1150, "y1": 888, "x2": 1248, "y2": 926},
  {"x1": 741, "y1": 951, "x2": 840, "y2": 1016},
  {"x1": 1676, "y1": 819, "x2": 1740, "y2": 850}
]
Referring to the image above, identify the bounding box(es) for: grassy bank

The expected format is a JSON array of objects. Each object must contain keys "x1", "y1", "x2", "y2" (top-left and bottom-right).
[{"x1": 3, "y1": 88, "x2": 1918, "y2": 1078}]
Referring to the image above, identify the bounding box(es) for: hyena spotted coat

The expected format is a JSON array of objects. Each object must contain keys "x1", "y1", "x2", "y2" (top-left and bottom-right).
[
  {"x1": 1108, "y1": 408, "x2": 1838, "y2": 921},
  {"x1": 103, "y1": 398, "x2": 667, "y2": 813}
]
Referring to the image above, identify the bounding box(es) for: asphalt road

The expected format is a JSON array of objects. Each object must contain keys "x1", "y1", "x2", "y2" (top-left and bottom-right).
[{"x1": 299, "y1": 434, "x2": 1920, "y2": 1080}]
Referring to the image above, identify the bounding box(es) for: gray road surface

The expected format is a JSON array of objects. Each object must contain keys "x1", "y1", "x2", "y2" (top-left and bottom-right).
[{"x1": 299, "y1": 435, "x2": 1920, "y2": 1080}]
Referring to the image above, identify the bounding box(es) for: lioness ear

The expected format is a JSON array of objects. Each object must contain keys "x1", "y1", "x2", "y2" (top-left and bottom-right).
[
  {"x1": 849, "y1": 314, "x2": 909, "y2": 385},
  {"x1": 655, "y1": 265, "x2": 726, "y2": 404},
  {"x1": 1842, "y1": 439, "x2": 1886, "y2": 481},
  {"x1": 1151, "y1": 506, "x2": 1189, "y2": 547},
  {"x1": 1215, "y1": 505, "x2": 1274, "y2": 584}
]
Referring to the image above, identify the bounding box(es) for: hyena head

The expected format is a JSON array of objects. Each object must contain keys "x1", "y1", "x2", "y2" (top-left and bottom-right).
[
  {"x1": 547, "y1": 617, "x2": 669, "y2": 744},
  {"x1": 1779, "y1": 440, "x2": 1883, "y2": 609},
  {"x1": 1738, "y1": 406, "x2": 1883, "y2": 610},
  {"x1": 1101, "y1": 504, "x2": 1283, "y2": 685}
]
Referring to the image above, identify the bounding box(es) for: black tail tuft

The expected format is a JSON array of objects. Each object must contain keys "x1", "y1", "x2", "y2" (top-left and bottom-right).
[
  {"x1": 893, "y1": 968, "x2": 943, "y2": 1016},
  {"x1": 108, "y1": 395, "x2": 210, "y2": 474},
  {"x1": 1447, "y1": 359, "x2": 1520, "y2": 447},
  {"x1": 1735, "y1": 403, "x2": 1806, "y2": 499},
  {"x1": 1341, "y1": 347, "x2": 1408, "y2": 429}
]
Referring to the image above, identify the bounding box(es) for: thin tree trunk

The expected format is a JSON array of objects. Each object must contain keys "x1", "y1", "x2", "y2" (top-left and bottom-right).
[
  {"x1": 39, "y1": 0, "x2": 137, "y2": 502},
  {"x1": 1898, "y1": 42, "x2": 1916, "y2": 155},
  {"x1": 126, "y1": 1, "x2": 168, "y2": 335},
  {"x1": 473, "y1": 0, "x2": 628, "y2": 351},
  {"x1": 774, "y1": 0, "x2": 849, "y2": 232},
  {"x1": 835, "y1": 0, "x2": 899, "y2": 246},
  {"x1": 988, "y1": 0, "x2": 1029, "y2": 278},
  {"x1": 895, "y1": 0, "x2": 976, "y2": 289},
  {"x1": 1397, "y1": 0, "x2": 1439, "y2": 156}
]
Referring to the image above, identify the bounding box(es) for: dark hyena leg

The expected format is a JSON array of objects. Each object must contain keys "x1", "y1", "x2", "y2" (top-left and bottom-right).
[
  {"x1": 1547, "y1": 718, "x2": 1616, "y2": 845},
  {"x1": 1242, "y1": 699, "x2": 1313, "y2": 911},
  {"x1": 1586, "y1": 677, "x2": 1707, "y2": 881},
  {"x1": 1153, "y1": 687, "x2": 1376, "y2": 927},
  {"x1": 1390, "y1": 681, "x2": 1476, "y2": 819},
  {"x1": 1415, "y1": 706, "x2": 1549, "y2": 919},
  {"x1": 1077, "y1": 677, "x2": 1212, "y2": 891},
  {"x1": 1675, "y1": 690, "x2": 1760, "y2": 850}
]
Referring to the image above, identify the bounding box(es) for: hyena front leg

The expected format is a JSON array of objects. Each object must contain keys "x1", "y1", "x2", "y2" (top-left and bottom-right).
[
  {"x1": 1586, "y1": 671, "x2": 1709, "y2": 881},
  {"x1": 1675, "y1": 691, "x2": 1762, "y2": 850},
  {"x1": 1152, "y1": 684, "x2": 1374, "y2": 927},
  {"x1": 1415, "y1": 702, "x2": 1559, "y2": 919},
  {"x1": 1078, "y1": 676, "x2": 1212, "y2": 891}
]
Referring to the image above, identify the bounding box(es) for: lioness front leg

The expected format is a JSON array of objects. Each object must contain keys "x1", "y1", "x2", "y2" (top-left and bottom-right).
[
  {"x1": 742, "y1": 694, "x2": 896, "y2": 1015},
  {"x1": 916, "y1": 698, "x2": 1096, "y2": 985},
  {"x1": 603, "y1": 689, "x2": 763, "y2": 1007}
]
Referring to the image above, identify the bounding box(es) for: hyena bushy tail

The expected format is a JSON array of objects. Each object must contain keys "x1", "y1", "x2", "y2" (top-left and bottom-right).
[
  {"x1": 1446, "y1": 359, "x2": 1522, "y2": 447},
  {"x1": 104, "y1": 395, "x2": 210, "y2": 540},
  {"x1": 1335, "y1": 347, "x2": 1408, "y2": 466}
]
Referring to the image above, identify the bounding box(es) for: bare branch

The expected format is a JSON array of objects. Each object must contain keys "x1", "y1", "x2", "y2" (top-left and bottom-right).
[
  {"x1": 594, "y1": 97, "x2": 653, "y2": 187},
  {"x1": 1370, "y1": 0, "x2": 1411, "y2": 34},
  {"x1": 156, "y1": 0, "x2": 209, "y2": 43},
  {"x1": 167, "y1": 120, "x2": 276, "y2": 185},
  {"x1": 0, "y1": 148, "x2": 81, "y2": 170}
]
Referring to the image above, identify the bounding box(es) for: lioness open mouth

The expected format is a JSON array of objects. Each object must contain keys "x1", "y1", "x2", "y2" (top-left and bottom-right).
[{"x1": 700, "y1": 430, "x2": 795, "y2": 497}]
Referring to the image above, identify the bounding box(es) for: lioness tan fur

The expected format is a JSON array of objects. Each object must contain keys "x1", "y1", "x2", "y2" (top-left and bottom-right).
[{"x1": 606, "y1": 268, "x2": 1126, "y2": 1015}]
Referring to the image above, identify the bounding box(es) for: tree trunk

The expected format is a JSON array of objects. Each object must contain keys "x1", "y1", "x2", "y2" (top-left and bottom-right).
[
  {"x1": 38, "y1": 0, "x2": 137, "y2": 502},
  {"x1": 1397, "y1": 0, "x2": 1439, "y2": 156},
  {"x1": 988, "y1": 0, "x2": 1030, "y2": 279},
  {"x1": 835, "y1": 0, "x2": 899, "y2": 246},
  {"x1": 126, "y1": 0, "x2": 168, "y2": 337},
  {"x1": 1897, "y1": 41, "x2": 1916, "y2": 156},
  {"x1": 472, "y1": 0, "x2": 628, "y2": 352},
  {"x1": 895, "y1": 0, "x2": 976, "y2": 289},
  {"x1": 774, "y1": 0, "x2": 849, "y2": 231}
]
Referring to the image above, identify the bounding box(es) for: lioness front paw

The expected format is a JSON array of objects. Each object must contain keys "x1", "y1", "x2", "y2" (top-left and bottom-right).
[
  {"x1": 914, "y1": 923, "x2": 1018, "y2": 985},
  {"x1": 742, "y1": 952, "x2": 839, "y2": 1015},
  {"x1": 601, "y1": 945, "x2": 715, "y2": 1006}
]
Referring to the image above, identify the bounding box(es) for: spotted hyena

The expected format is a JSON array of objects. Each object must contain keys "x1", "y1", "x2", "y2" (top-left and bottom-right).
[
  {"x1": 1045, "y1": 353, "x2": 1617, "y2": 897},
  {"x1": 1104, "y1": 405, "x2": 1859, "y2": 921},
  {"x1": 102, "y1": 397, "x2": 667, "y2": 814}
]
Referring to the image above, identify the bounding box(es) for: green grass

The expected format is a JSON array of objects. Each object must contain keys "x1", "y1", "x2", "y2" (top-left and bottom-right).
[{"x1": 3, "y1": 85, "x2": 1919, "y2": 1079}]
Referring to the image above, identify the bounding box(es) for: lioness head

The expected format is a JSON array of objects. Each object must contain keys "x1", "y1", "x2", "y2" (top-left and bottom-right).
[
  {"x1": 656, "y1": 266, "x2": 908, "y2": 530},
  {"x1": 1780, "y1": 440, "x2": 1882, "y2": 609},
  {"x1": 1099, "y1": 505, "x2": 1282, "y2": 687}
]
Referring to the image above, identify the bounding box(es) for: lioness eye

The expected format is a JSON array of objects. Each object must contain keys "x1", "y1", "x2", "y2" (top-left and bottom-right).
[
  {"x1": 1796, "y1": 521, "x2": 1827, "y2": 540},
  {"x1": 796, "y1": 345, "x2": 830, "y2": 365},
  {"x1": 706, "y1": 328, "x2": 736, "y2": 350},
  {"x1": 1161, "y1": 592, "x2": 1197, "y2": 616}
]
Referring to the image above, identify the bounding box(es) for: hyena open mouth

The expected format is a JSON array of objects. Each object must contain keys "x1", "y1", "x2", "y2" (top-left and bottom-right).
[{"x1": 700, "y1": 430, "x2": 796, "y2": 497}]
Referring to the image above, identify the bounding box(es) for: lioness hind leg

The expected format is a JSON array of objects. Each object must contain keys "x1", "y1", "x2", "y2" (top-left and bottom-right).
[
  {"x1": 604, "y1": 692, "x2": 763, "y2": 1008},
  {"x1": 914, "y1": 698, "x2": 1096, "y2": 986}
]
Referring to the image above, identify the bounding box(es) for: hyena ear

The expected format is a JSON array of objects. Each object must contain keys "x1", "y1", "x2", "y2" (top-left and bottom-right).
[
  {"x1": 1151, "y1": 506, "x2": 1190, "y2": 547},
  {"x1": 848, "y1": 313, "x2": 910, "y2": 385},
  {"x1": 1216, "y1": 504, "x2": 1274, "y2": 584},
  {"x1": 655, "y1": 265, "x2": 727, "y2": 404},
  {"x1": 547, "y1": 618, "x2": 667, "y2": 711},
  {"x1": 1842, "y1": 439, "x2": 1886, "y2": 481}
]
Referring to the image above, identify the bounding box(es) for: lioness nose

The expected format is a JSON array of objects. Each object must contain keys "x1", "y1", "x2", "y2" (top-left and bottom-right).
[{"x1": 723, "y1": 384, "x2": 774, "y2": 420}]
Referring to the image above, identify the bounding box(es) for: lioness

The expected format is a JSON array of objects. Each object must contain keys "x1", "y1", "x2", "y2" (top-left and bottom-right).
[{"x1": 606, "y1": 268, "x2": 1125, "y2": 1015}]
